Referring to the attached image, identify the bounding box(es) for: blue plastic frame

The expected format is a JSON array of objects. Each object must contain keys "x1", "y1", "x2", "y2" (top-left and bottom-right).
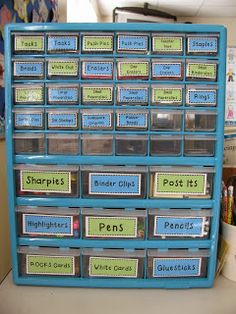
[{"x1": 5, "y1": 23, "x2": 226, "y2": 288}]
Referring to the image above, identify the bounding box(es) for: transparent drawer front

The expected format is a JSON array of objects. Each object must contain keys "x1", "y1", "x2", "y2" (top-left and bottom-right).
[
  {"x1": 82, "y1": 249, "x2": 145, "y2": 278},
  {"x1": 150, "y1": 135, "x2": 182, "y2": 156},
  {"x1": 47, "y1": 109, "x2": 79, "y2": 130},
  {"x1": 150, "y1": 110, "x2": 182, "y2": 131},
  {"x1": 81, "y1": 109, "x2": 113, "y2": 130},
  {"x1": 116, "y1": 109, "x2": 148, "y2": 130},
  {"x1": 186, "y1": 85, "x2": 217, "y2": 107},
  {"x1": 14, "y1": 133, "x2": 45, "y2": 155},
  {"x1": 152, "y1": 33, "x2": 184, "y2": 55},
  {"x1": 13, "y1": 32, "x2": 45, "y2": 54},
  {"x1": 186, "y1": 34, "x2": 219, "y2": 56},
  {"x1": 186, "y1": 60, "x2": 217, "y2": 81},
  {"x1": 14, "y1": 84, "x2": 44, "y2": 105},
  {"x1": 117, "y1": 33, "x2": 149, "y2": 54},
  {"x1": 47, "y1": 134, "x2": 80, "y2": 155},
  {"x1": 47, "y1": 84, "x2": 79, "y2": 105},
  {"x1": 185, "y1": 110, "x2": 217, "y2": 132},
  {"x1": 184, "y1": 135, "x2": 215, "y2": 156},
  {"x1": 117, "y1": 59, "x2": 149, "y2": 80},
  {"x1": 14, "y1": 108, "x2": 44, "y2": 130},
  {"x1": 81, "y1": 33, "x2": 114, "y2": 53},
  {"x1": 18, "y1": 247, "x2": 81, "y2": 277},
  {"x1": 47, "y1": 58, "x2": 79, "y2": 79},
  {"x1": 47, "y1": 33, "x2": 79, "y2": 53},
  {"x1": 81, "y1": 134, "x2": 113, "y2": 155},
  {"x1": 116, "y1": 135, "x2": 148, "y2": 156}
]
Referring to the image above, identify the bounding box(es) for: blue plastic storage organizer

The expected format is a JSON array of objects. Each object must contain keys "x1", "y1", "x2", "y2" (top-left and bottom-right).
[{"x1": 5, "y1": 23, "x2": 226, "y2": 288}]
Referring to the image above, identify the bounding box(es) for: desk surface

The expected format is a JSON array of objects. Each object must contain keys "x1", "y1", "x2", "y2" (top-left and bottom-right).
[{"x1": 0, "y1": 272, "x2": 236, "y2": 314}]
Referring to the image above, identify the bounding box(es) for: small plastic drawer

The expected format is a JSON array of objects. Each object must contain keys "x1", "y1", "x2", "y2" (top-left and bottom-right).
[
  {"x1": 117, "y1": 59, "x2": 149, "y2": 80},
  {"x1": 14, "y1": 133, "x2": 45, "y2": 155},
  {"x1": 47, "y1": 109, "x2": 79, "y2": 130},
  {"x1": 151, "y1": 84, "x2": 183, "y2": 106},
  {"x1": 185, "y1": 110, "x2": 217, "y2": 132},
  {"x1": 15, "y1": 164, "x2": 79, "y2": 197},
  {"x1": 13, "y1": 108, "x2": 44, "y2": 130},
  {"x1": 82, "y1": 208, "x2": 146, "y2": 239},
  {"x1": 150, "y1": 109, "x2": 182, "y2": 131},
  {"x1": 151, "y1": 59, "x2": 184, "y2": 80},
  {"x1": 116, "y1": 84, "x2": 149, "y2": 106},
  {"x1": 81, "y1": 59, "x2": 113, "y2": 80},
  {"x1": 186, "y1": 34, "x2": 219, "y2": 56},
  {"x1": 150, "y1": 135, "x2": 182, "y2": 156},
  {"x1": 81, "y1": 32, "x2": 114, "y2": 53},
  {"x1": 82, "y1": 134, "x2": 113, "y2": 156},
  {"x1": 81, "y1": 165, "x2": 147, "y2": 199},
  {"x1": 184, "y1": 135, "x2": 216, "y2": 156},
  {"x1": 47, "y1": 32, "x2": 79, "y2": 53},
  {"x1": 116, "y1": 109, "x2": 148, "y2": 130},
  {"x1": 81, "y1": 109, "x2": 113, "y2": 130},
  {"x1": 81, "y1": 84, "x2": 113, "y2": 105},
  {"x1": 148, "y1": 209, "x2": 212, "y2": 239},
  {"x1": 82, "y1": 249, "x2": 145, "y2": 278},
  {"x1": 13, "y1": 59, "x2": 44, "y2": 80},
  {"x1": 116, "y1": 33, "x2": 149, "y2": 54},
  {"x1": 14, "y1": 84, "x2": 44, "y2": 105},
  {"x1": 149, "y1": 166, "x2": 214, "y2": 199},
  {"x1": 18, "y1": 246, "x2": 80, "y2": 277},
  {"x1": 152, "y1": 33, "x2": 184, "y2": 55},
  {"x1": 16, "y1": 206, "x2": 80, "y2": 238},
  {"x1": 186, "y1": 85, "x2": 217, "y2": 107},
  {"x1": 186, "y1": 60, "x2": 217, "y2": 81},
  {"x1": 47, "y1": 58, "x2": 79, "y2": 79},
  {"x1": 147, "y1": 249, "x2": 210, "y2": 278},
  {"x1": 47, "y1": 133, "x2": 80, "y2": 155},
  {"x1": 47, "y1": 84, "x2": 79, "y2": 105},
  {"x1": 13, "y1": 32, "x2": 45, "y2": 54},
  {"x1": 116, "y1": 134, "x2": 148, "y2": 156}
]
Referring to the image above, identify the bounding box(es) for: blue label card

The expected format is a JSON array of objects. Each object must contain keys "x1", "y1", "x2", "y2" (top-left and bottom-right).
[
  {"x1": 82, "y1": 61, "x2": 113, "y2": 78},
  {"x1": 15, "y1": 113, "x2": 43, "y2": 128},
  {"x1": 22, "y1": 214, "x2": 73, "y2": 236},
  {"x1": 48, "y1": 112, "x2": 78, "y2": 128},
  {"x1": 117, "y1": 35, "x2": 148, "y2": 52},
  {"x1": 154, "y1": 216, "x2": 205, "y2": 237},
  {"x1": 118, "y1": 87, "x2": 148, "y2": 104},
  {"x1": 48, "y1": 87, "x2": 79, "y2": 103},
  {"x1": 188, "y1": 36, "x2": 218, "y2": 53},
  {"x1": 89, "y1": 173, "x2": 141, "y2": 196},
  {"x1": 117, "y1": 112, "x2": 147, "y2": 128},
  {"x1": 153, "y1": 257, "x2": 201, "y2": 277},
  {"x1": 82, "y1": 113, "x2": 112, "y2": 129},
  {"x1": 48, "y1": 35, "x2": 78, "y2": 51},
  {"x1": 14, "y1": 61, "x2": 44, "y2": 77},
  {"x1": 187, "y1": 89, "x2": 217, "y2": 105},
  {"x1": 152, "y1": 62, "x2": 182, "y2": 78}
]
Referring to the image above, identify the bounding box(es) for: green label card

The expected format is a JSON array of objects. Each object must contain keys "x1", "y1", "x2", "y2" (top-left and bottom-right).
[
  {"x1": 83, "y1": 87, "x2": 112, "y2": 102},
  {"x1": 20, "y1": 170, "x2": 71, "y2": 193},
  {"x1": 153, "y1": 88, "x2": 182, "y2": 103},
  {"x1": 15, "y1": 36, "x2": 44, "y2": 51},
  {"x1": 153, "y1": 37, "x2": 182, "y2": 52},
  {"x1": 83, "y1": 36, "x2": 113, "y2": 51},
  {"x1": 26, "y1": 255, "x2": 75, "y2": 275},
  {"x1": 15, "y1": 87, "x2": 44, "y2": 103},
  {"x1": 119, "y1": 62, "x2": 148, "y2": 77},
  {"x1": 153, "y1": 172, "x2": 207, "y2": 196},
  {"x1": 187, "y1": 63, "x2": 217, "y2": 79},
  {"x1": 86, "y1": 216, "x2": 137, "y2": 238},
  {"x1": 89, "y1": 257, "x2": 138, "y2": 278},
  {"x1": 48, "y1": 60, "x2": 78, "y2": 76}
]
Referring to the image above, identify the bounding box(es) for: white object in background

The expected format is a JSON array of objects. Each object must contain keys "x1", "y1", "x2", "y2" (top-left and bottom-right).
[
  {"x1": 224, "y1": 134, "x2": 236, "y2": 165},
  {"x1": 67, "y1": 0, "x2": 98, "y2": 22}
]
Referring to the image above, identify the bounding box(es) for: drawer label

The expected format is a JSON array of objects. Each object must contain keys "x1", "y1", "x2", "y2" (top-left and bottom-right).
[
  {"x1": 117, "y1": 112, "x2": 147, "y2": 128},
  {"x1": 188, "y1": 37, "x2": 218, "y2": 53},
  {"x1": 15, "y1": 87, "x2": 44, "y2": 103},
  {"x1": 89, "y1": 257, "x2": 138, "y2": 278},
  {"x1": 83, "y1": 36, "x2": 113, "y2": 51},
  {"x1": 22, "y1": 214, "x2": 73, "y2": 236},
  {"x1": 152, "y1": 87, "x2": 182, "y2": 104},
  {"x1": 82, "y1": 86, "x2": 113, "y2": 102},
  {"x1": 186, "y1": 63, "x2": 217, "y2": 79},
  {"x1": 82, "y1": 62, "x2": 113, "y2": 78},
  {"x1": 152, "y1": 62, "x2": 182, "y2": 78},
  {"x1": 48, "y1": 60, "x2": 78, "y2": 76},
  {"x1": 118, "y1": 35, "x2": 148, "y2": 51},
  {"x1": 118, "y1": 87, "x2": 148, "y2": 103},
  {"x1": 26, "y1": 255, "x2": 75, "y2": 275},
  {"x1": 118, "y1": 62, "x2": 149, "y2": 78},
  {"x1": 153, "y1": 172, "x2": 207, "y2": 196},
  {"x1": 85, "y1": 216, "x2": 137, "y2": 238},
  {"x1": 48, "y1": 112, "x2": 78, "y2": 128},
  {"x1": 154, "y1": 216, "x2": 205, "y2": 237},
  {"x1": 89, "y1": 173, "x2": 141, "y2": 196},
  {"x1": 20, "y1": 170, "x2": 71, "y2": 193},
  {"x1": 15, "y1": 36, "x2": 44, "y2": 51},
  {"x1": 82, "y1": 113, "x2": 111, "y2": 129},
  {"x1": 48, "y1": 35, "x2": 78, "y2": 51},
  {"x1": 48, "y1": 87, "x2": 78, "y2": 103},
  {"x1": 152, "y1": 257, "x2": 201, "y2": 277},
  {"x1": 153, "y1": 36, "x2": 183, "y2": 52},
  {"x1": 15, "y1": 113, "x2": 43, "y2": 128},
  {"x1": 14, "y1": 61, "x2": 44, "y2": 76},
  {"x1": 187, "y1": 89, "x2": 217, "y2": 105}
]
